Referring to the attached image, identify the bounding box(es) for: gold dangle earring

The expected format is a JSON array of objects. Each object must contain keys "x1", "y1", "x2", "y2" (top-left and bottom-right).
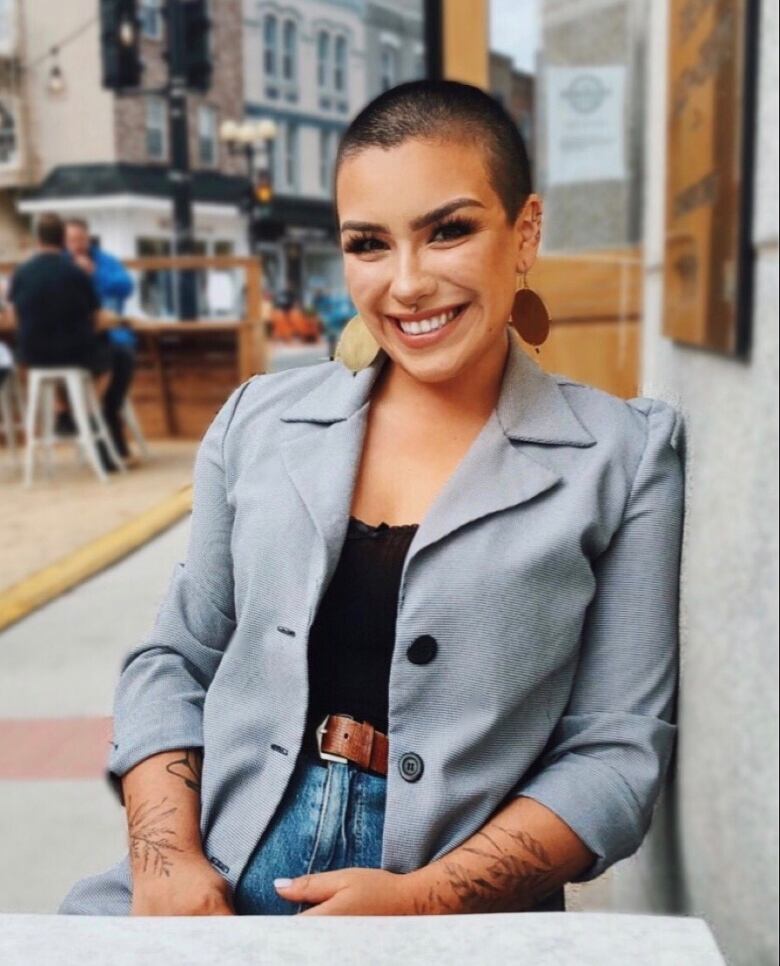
[
  {"x1": 510, "y1": 271, "x2": 551, "y2": 353},
  {"x1": 334, "y1": 314, "x2": 381, "y2": 372}
]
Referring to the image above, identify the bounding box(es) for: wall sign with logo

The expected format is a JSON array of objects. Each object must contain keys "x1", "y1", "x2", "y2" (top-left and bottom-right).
[
  {"x1": 664, "y1": 0, "x2": 758, "y2": 356},
  {"x1": 545, "y1": 66, "x2": 627, "y2": 187}
]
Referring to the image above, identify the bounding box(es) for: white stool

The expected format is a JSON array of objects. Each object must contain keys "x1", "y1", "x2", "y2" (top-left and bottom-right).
[
  {"x1": 0, "y1": 368, "x2": 25, "y2": 462},
  {"x1": 24, "y1": 367, "x2": 127, "y2": 485},
  {"x1": 123, "y1": 396, "x2": 150, "y2": 462}
]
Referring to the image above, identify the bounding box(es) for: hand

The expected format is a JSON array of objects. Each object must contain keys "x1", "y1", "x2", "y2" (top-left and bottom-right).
[
  {"x1": 131, "y1": 853, "x2": 234, "y2": 916},
  {"x1": 275, "y1": 869, "x2": 412, "y2": 916},
  {"x1": 74, "y1": 254, "x2": 95, "y2": 274}
]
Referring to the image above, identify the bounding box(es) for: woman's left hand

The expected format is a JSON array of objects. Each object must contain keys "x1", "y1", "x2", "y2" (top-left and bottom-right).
[{"x1": 274, "y1": 869, "x2": 413, "y2": 916}]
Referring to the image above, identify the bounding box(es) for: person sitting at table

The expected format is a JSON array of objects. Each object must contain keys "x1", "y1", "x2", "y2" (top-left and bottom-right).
[
  {"x1": 64, "y1": 218, "x2": 136, "y2": 335},
  {"x1": 6, "y1": 212, "x2": 135, "y2": 468}
]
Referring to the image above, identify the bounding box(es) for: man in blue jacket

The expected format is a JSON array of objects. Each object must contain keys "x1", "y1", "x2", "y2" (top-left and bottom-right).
[{"x1": 64, "y1": 219, "x2": 135, "y2": 324}]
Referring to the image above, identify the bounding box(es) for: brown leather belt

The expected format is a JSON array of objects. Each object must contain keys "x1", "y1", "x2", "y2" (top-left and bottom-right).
[{"x1": 315, "y1": 714, "x2": 388, "y2": 777}]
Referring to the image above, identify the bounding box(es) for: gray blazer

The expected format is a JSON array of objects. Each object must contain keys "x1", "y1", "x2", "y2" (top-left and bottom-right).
[{"x1": 61, "y1": 334, "x2": 684, "y2": 915}]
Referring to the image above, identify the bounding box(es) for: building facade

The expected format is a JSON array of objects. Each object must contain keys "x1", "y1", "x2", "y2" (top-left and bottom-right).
[
  {"x1": 1, "y1": 0, "x2": 248, "y2": 317},
  {"x1": 1, "y1": 0, "x2": 427, "y2": 312}
]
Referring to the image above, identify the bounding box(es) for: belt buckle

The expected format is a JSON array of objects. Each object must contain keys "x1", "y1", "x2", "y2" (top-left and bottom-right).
[{"x1": 315, "y1": 714, "x2": 350, "y2": 765}]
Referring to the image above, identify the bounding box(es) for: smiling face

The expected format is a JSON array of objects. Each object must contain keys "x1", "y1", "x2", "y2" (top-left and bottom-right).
[{"x1": 336, "y1": 137, "x2": 541, "y2": 387}]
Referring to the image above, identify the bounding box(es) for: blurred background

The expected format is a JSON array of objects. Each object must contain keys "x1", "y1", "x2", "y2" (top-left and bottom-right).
[{"x1": 0, "y1": 3, "x2": 776, "y2": 964}]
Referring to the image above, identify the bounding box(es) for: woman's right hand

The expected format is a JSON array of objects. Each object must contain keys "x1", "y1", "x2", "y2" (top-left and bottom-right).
[{"x1": 131, "y1": 852, "x2": 235, "y2": 916}]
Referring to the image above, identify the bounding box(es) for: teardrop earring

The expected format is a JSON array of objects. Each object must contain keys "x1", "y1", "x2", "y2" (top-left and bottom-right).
[
  {"x1": 510, "y1": 272, "x2": 551, "y2": 351},
  {"x1": 334, "y1": 314, "x2": 381, "y2": 372}
]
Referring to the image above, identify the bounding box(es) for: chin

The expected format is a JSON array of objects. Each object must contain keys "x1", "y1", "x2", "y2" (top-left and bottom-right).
[{"x1": 386, "y1": 347, "x2": 470, "y2": 385}]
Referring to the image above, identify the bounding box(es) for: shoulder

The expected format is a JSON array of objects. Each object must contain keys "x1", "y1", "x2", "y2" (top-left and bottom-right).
[
  {"x1": 553, "y1": 373, "x2": 684, "y2": 479},
  {"x1": 218, "y1": 359, "x2": 344, "y2": 439},
  {"x1": 94, "y1": 248, "x2": 124, "y2": 270}
]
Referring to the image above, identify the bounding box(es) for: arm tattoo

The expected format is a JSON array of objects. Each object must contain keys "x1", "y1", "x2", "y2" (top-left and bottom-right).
[
  {"x1": 165, "y1": 750, "x2": 202, "y2": 793},
  {"x1": 412, "y1": 825, "x2": 560, "y2": 914},
  {"x1": 127, "y1": 795, "x2": 183, "y2": 878}
]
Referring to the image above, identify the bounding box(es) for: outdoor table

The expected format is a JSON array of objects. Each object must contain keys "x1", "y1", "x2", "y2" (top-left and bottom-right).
[{"x1": 0, "y1": 912, "x2": 725, "y2": 965}]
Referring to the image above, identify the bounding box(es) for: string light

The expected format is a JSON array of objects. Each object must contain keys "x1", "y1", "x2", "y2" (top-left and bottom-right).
[{"x1": 46, "y1": 49, "x2": 66, "y2": 96}]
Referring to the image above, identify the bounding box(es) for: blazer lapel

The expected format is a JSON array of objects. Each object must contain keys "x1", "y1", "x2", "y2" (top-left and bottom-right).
[
  {"x1": 279, "y1": 359, "x2": 382, "y2": 599},
  {"x1": 408, "y1": 336, "x2": 596, "y2": 559},
  {"x1": 278, "y1": 335, "x2": 596, "y2": 581}
]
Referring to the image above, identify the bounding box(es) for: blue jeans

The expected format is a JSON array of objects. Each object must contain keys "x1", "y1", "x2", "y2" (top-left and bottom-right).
[{"x1": 234, "y1": 754, "x2": 386, "y2": 915}]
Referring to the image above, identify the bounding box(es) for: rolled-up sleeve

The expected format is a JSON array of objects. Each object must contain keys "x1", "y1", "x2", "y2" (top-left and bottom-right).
[
  {"x1": 108, "y1": 380, "x2": 253, "y2": 785},
  {"x1": 513, "y1": 399, "x2": 685, "y2": 881}
]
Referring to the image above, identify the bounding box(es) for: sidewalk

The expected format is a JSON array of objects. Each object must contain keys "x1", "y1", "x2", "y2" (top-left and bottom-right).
[
  {"x1": 0, "y1": 519, "x2": 189, "y2": 913},
  {"x1": 0, "y1": 440, "x2": 197, "y2": 596}
]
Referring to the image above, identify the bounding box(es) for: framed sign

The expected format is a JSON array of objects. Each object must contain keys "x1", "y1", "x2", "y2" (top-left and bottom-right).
[{"x1": 664, "y1": 0, "x2": 759, "y2": 356}]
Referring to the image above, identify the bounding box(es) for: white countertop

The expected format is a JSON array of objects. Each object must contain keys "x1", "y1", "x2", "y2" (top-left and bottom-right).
[{"x1": 0, "y1": 912, "x2": 725, "y2": 966}]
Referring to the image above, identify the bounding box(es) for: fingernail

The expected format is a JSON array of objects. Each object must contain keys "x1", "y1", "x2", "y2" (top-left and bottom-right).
[{"x1": 274, "y1": 878, "x2": 293, "y2": 890}]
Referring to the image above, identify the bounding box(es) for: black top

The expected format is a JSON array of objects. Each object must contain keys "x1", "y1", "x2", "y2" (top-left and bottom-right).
[
  {"x1": 304, "y1": 516, "x2": 418, "y2": 751},
  {"x1": 8, "y1": 252, "x2": 99, "y2": 365}
]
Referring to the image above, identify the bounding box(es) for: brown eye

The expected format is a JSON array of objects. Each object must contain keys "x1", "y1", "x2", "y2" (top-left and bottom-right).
[
  {"x1": 430, "y1": 217, "x2": 478, "y2": 244},
  {"x1": 343, "y1": 235, "x2": 388, "y2": 255}
]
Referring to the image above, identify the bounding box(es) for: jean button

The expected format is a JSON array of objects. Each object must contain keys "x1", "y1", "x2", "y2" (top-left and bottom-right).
[{"x1": 399, "y1": 752, "x2": 424, "y2": 782}]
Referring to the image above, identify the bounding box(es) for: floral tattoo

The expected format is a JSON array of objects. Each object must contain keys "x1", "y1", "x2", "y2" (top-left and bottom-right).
[{"x1": 127, "y1": 796, "x2": 184, "y2": 878}]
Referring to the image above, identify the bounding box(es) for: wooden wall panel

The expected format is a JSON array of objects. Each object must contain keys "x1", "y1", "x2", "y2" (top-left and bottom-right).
[{"x1": 526, "y1": 321, "x2": 639, "y2": 400}]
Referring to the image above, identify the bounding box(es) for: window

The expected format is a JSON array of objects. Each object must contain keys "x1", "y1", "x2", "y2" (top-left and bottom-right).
[
  {"x1": 317, "y1": 31, "x2": 330, "y2": 88},
  {"x1": 282, "y1": 20, "x2": 297, "y2": 83},
  {"x1": 380, "y1": 45, "x2": 397, "y2": 91},
  {"x1": 284, "y1": 123, "x2": 298, "y2": 189},
  {"x1": 140, "y1": 0, "x2": 162, "y2": 40},
  {"x1": 0, "y1": 97, "x2": 17, "y2": 167},
  {"x1": 334, "y1": 36, "x2": 347, "y2": 93},
  {"x1": 263, "y1": 14, "x2": 277, "y2": 77},
  {"x1": 145, "y1": 97, "x2": 167, "y2": 160},
  {"x1": 198, "y1": 105, "x2": 218, "y2": 166},
  {"x1": 319, "y1": 128, "x2": 334, "y2": 191}
]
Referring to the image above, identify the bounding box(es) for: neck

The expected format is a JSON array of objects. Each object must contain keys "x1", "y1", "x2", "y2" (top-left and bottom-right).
[
  {"x1": 38, "y1": 245, "x2": 62, "y2": 255},
  {"x1": 378, "y1": 329, "x2": 510, "y2": 424}
]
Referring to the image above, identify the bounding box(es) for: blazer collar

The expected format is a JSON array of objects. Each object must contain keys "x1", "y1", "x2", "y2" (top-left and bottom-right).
[
  {"x1": 281, "y1": 332, "x2": 595, "y2": 449},
  {"x1": 278, "y1": 333, "x2": 596, "y2": 585}
]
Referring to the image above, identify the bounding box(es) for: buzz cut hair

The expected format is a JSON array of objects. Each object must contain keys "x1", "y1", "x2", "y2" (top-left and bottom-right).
[{"x1": 335, "y1": 80, "x2": 533, "y2": 223}]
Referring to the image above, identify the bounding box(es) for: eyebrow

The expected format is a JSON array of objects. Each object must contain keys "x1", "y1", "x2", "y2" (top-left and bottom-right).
[{"x1": 339, "y1": 197, "x2": 485, "y2": 235}]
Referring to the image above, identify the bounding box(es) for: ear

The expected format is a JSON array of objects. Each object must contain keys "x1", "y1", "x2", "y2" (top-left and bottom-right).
[{"x1": 513, "y1": 193, "x2": 543, "y2": 275}]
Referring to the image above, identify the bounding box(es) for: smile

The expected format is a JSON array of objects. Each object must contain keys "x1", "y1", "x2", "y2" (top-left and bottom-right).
[{"x1": 387, "y1": 303, "x2": 469, "y2": 336}]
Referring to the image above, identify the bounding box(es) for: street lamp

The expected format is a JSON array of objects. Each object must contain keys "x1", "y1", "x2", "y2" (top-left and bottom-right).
[
  {"x1": 220, "y1": 119, "x2": 278, "y2": 253},
  {"x1": 220, "y1": 118, "x2": 277, "y2": 180}
]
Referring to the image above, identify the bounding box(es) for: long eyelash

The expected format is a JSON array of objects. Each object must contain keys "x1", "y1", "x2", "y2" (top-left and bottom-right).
[
  {"x1": 343, "y1": 216, "x2": 479, "y2": 254},
  {"x1": 430, "y1": 216, "x2": 479, "y2": 241},
  {"x1": 343, "y1": 233, "x2": 386, "y2": 254}
]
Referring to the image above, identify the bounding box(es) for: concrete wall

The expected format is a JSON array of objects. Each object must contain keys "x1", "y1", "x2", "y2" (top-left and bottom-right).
[{"x1": 589, "y1": 2, "x2": 779, "y2": 964}]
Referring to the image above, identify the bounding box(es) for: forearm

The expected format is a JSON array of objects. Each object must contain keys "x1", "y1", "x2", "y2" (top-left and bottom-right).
[
  {"x1": 121, "y1": 748, "x2": 205, "y2": 881},
  {"x1": 406, "y1": 795, "x2": 595, "y2": 914}
]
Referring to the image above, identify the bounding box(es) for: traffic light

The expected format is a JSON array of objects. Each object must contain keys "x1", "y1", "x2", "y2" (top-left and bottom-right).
[
  {"x1": 249, "y1": 175, "x2": 282, "y2": 242},
  {"x1": 166, "y1": 0, "x2": 212, "y2": 92},
  {"x1": 99, "y1": 0, "x2": 141, "y2": 90},
  {"x1": 254, "y1": 175, "x2": 273, "y2": 207}
]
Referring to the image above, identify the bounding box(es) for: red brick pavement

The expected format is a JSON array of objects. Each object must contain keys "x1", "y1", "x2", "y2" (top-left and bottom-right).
[{"x1": 0, "y1": 717, "x2": 113, "y2": 779}]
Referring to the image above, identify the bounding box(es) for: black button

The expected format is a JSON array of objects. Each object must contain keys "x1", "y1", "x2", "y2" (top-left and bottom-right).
[
  {"x1": 399, "y1": 752, "x2": 424, "y2": 782},
  {"x1": 407, "y1": 635, "x2": 438, "y2": 665}
]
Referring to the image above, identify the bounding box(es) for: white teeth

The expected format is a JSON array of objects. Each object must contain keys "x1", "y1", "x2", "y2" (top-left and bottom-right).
[{"x1": 398, "y1": 305, "x2": 464, "y2": 336}]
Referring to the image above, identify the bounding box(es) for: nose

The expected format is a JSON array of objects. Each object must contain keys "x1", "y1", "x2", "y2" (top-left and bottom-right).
[{"x1": 388, "y1": 247, "x2": 436, "y2": 309}]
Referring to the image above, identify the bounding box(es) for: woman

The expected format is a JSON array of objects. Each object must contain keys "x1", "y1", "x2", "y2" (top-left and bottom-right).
[{"x1": 61, "y1": 81, "x2": 683, "y2": 916}]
